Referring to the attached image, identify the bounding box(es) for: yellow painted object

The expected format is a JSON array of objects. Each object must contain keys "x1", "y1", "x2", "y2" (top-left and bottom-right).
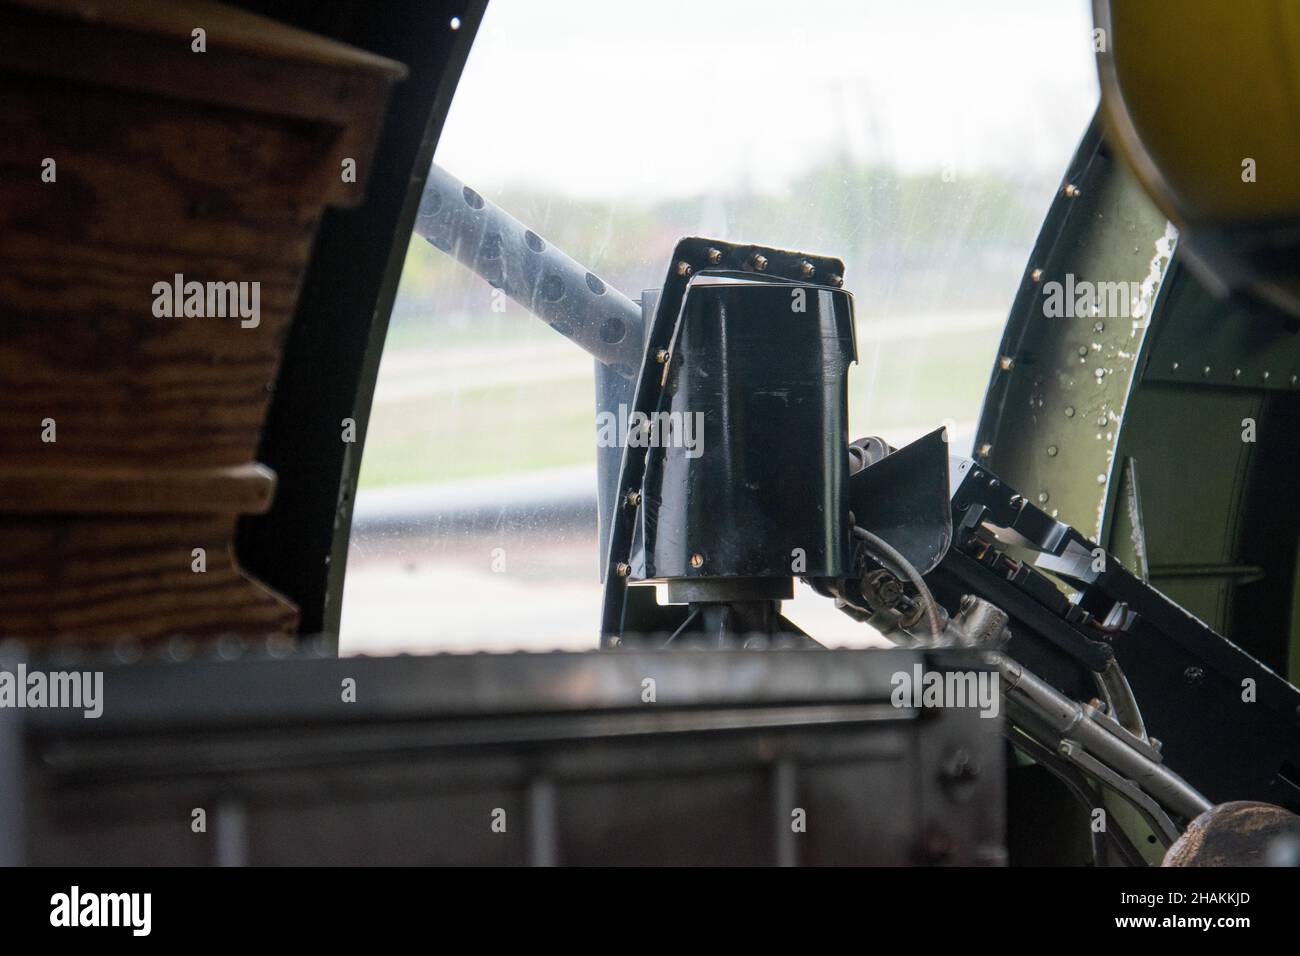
[{"x1": 1096, "y1": 0, "x2": 1300, "y2": 226}]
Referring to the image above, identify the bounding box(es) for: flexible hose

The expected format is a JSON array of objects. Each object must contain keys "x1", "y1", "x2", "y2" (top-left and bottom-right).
[{"x1": 851, "y1": 525, "x2": 944, "y2": 643}]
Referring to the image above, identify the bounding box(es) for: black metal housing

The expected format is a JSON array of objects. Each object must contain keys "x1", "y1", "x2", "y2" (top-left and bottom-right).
[{"x1": 637, "y1": 277, "x2": 857, "y2": 580}]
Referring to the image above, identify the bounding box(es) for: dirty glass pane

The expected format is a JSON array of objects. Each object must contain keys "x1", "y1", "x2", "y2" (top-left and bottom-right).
[{"x1": 340, "y1": 0, "x2": 1100, "y2": 654}]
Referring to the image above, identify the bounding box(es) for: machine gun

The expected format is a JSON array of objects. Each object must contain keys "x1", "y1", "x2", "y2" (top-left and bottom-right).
[{"x1": 414, "y1": 163, "x2": 1300, "y2": 864}]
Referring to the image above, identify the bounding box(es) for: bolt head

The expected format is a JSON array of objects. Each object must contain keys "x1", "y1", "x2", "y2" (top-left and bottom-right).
[
  {"x1": 799, "y1": 260, "x2": 815, "y2": 278},
  {"x1": 615, "y1": 562, "x2": 631, "y2": 577},
  {"x1": 706, "y1": 247, "x2": 723, "y2": 264},
  {"x1": 1030, "y1": 268, "x2": 1044, "y2": 282},
  {"x1": 676, "y1": 260, "x2": 692, "y2": 277},
  {"x1": 690, "y1": 553, "x2": 705, "y2": 569},
  {"x1": 751, "y1": 254, "x2": 768, "y2": 272}
]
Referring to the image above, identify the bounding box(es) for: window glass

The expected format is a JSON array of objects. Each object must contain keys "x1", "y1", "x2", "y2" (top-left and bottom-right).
[{"x1": 341, "y1": 0, "x2": 1100, "y2": 654}]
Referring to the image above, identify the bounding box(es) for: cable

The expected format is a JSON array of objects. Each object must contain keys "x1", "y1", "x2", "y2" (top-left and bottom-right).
[{"x1": 851, "y1": 525, "x2": 944, "y2": 643}]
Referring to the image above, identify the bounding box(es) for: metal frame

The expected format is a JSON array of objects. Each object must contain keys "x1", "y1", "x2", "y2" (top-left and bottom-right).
[
  {"x1": 230, "y1": 0, "x2": 488, "y2": 643},
  {"x1": 15, "y1": 648, "x2": 1005, "y2": 866}
]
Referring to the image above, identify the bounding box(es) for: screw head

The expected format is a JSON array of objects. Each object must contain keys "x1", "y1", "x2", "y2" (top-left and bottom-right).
[
  {"x1": 676, "y1": 260, "x2": 692, "y2": 277},
  {"x1": 828, "y1": 273, "x2": 844, "y2": 287},
  {"x1": 751, "y1": 254, "x2": 768, "y2": 272},
  {"x1": 799, "y1": 260, "x2": 815, "y2": 278},
  {"x1": 615, "y1": 562, "x2": 631, "y2": 577},
  {"x1": 706, "y1": 247, "x2": 723, "y2": 264},
  {"x1": 690, "y1": 553, "x2": 704, "y2": 569},
  {"x1": 655, "y1": 348, "x2": 670, "y2": 363},
  {"x1": 1064, "y1": 183, "x2": 1081, "y2": 198},
  {"x1": 625, "y1": 489, "x2": 641, "y2": 507},
  {"x1": 1030, "y1": 268, "x2": 1044, "y2": 282}
]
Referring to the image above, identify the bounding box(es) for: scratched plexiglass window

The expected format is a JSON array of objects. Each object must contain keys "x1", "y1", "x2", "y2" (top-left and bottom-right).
[{"x1": 340, "y1": 0, "x2": 1100, "y2": 654}]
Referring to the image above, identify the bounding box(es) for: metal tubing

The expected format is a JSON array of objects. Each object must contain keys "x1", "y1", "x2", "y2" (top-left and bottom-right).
[{"x1": 996, "y1": 654, "x2": 1211, "y2": 821}]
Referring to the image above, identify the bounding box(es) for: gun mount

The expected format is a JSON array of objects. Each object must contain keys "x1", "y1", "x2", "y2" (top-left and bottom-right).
[{"x1": 414, "y1": 162, "x2": 1300, "y2": 865}]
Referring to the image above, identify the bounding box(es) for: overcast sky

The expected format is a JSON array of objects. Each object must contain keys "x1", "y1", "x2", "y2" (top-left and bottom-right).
[{"x1": 436, "y1": 0, "x2": 1099, "y2": 201}]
